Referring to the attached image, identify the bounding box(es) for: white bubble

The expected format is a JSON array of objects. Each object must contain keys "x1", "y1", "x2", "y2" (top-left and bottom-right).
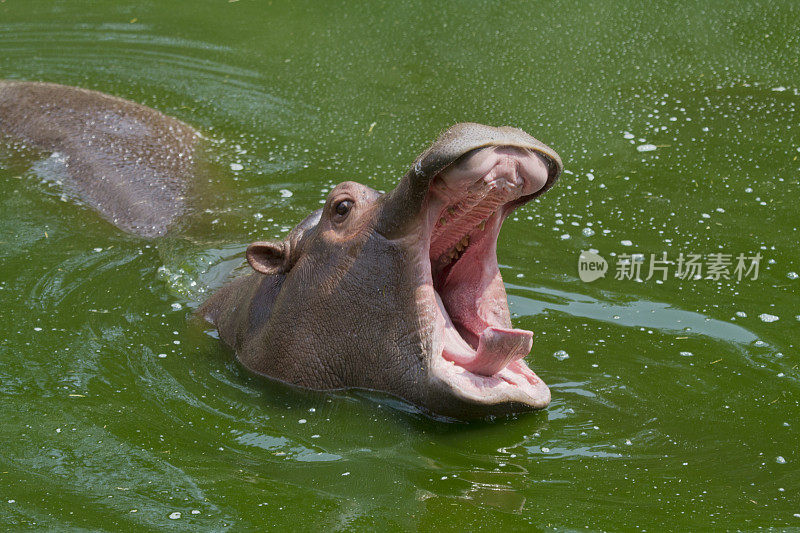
[
  {"x1": 735, "y1": 311, "x2": 747, "y2": 318},
  {"x1": 679, "y1": 351, "x2": 693, "y2": 357},
  {"x1": 637, "y1": 144, "x2": 657, "y2": 152},
  {"x1": 621, "y1": 240, "x2": 633, "y2": 246},
  {"x1": 553, "y1": 350, "x2": 569, "y2": 361},
  {"x1": 169, "y1": 512, "x2": 181, "y2": 520},
  {"x1": 759, "y1": 314, "x2": 780, "y2": 323},
  {"x1": 279, "y1": 189, "x2": 293, "y2": 198},
  {"x1": 788, "y1": 272, "x2": 798, "y2": 280},
  {"x1": 582, "y1": 227, "x2": 595, "y2": 237},
  {"x1": 229, "y1": 163, "x2": 243, "y2": 171},
  {"x1": 776, "y1": 456, "x2": 787, "y2": 464},
  {"x1": 171, "y1": 303, "x2": 182, "y2": 310}
]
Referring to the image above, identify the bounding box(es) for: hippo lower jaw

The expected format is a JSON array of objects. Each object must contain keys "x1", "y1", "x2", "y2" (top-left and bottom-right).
[{"x1": 418, "y1": 145, "x2": 552, "y2": 410}]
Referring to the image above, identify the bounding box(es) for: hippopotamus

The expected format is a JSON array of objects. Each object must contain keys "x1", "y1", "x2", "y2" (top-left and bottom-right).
[{"x1": 1, "y1": 81, "x2": 564, "y2": 420}]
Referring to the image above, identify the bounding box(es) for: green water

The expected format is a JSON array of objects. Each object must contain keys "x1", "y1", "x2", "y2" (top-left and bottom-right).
[{"x1": 1, "y1": 0, "x2": 799, "y2": 529}]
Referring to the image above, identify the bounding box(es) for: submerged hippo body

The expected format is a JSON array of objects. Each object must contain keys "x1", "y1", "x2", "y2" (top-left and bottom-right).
[
  {"x1": 0, "y1": 81, "x2": 198, "y2": 237},
  {"x1": 1, "y1": 81, "x2": 564, "y2": 420},
  {"x1": 200, "y1": 124, "x2": 563, "y2": 419}
]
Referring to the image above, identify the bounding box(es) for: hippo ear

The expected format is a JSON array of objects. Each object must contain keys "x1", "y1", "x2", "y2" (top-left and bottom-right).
[{"x1": 246, "y1": 241, "x2": 289, "y2": 275}]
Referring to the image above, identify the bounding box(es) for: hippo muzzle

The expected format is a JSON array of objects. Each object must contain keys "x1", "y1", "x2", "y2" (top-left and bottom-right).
[{"x1": 376, "y1": 124, "x2": 562, "y2": 415}]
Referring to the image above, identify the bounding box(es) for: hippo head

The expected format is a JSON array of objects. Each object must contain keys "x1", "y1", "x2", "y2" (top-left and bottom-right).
[{"x1": 202, "y1": 123, "x2": 563, "y2": 420}]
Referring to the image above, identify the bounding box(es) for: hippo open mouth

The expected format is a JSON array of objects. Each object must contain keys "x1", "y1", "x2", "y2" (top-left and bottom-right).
[{"x1": 420, "y1": 145, "x2": 554, "y2": 409}]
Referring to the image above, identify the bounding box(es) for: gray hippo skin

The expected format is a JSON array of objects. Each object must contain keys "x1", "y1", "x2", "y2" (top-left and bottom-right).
[
  {"x1": 200, "y1": 123, "x2": 563, "y2": 419},
  {"x1": 0, "y1": 81, "x2": 198, "y2": 237}
]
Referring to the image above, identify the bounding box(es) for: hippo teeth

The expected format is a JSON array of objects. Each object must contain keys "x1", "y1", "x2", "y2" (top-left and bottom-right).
[{"x1": 436, "y1": 220, "x2": 485, "y2": 266}]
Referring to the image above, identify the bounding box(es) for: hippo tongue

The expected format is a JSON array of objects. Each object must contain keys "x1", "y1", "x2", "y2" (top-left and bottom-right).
[{"x1": 459, "y1": 327, "x2": 532, "y2": 376}]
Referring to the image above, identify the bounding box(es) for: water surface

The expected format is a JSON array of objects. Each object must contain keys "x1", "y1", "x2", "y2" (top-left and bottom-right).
[{"x1": 1, "y1": 0, "x2": 798, "y2": 529}]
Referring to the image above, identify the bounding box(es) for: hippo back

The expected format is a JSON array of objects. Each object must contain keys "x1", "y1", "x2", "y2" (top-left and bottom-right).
[{"x1": 0, "y1": 81, "x2": 199, "y2": 237}]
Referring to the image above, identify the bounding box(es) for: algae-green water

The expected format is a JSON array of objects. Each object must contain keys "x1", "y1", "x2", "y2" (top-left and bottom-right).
[{"x1": 1, "y1": 1, "x2": 798, "y2": 529}]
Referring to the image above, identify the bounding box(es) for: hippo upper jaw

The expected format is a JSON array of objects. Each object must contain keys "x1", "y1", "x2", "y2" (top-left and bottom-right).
[{"x1": 399, "y1": 139, "x2": 559, "y2": 415}]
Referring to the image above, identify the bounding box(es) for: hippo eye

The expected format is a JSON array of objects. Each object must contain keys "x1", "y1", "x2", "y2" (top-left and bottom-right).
[{"x1": 333, "y1": 199, "x2": 353, "y2": 220}]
